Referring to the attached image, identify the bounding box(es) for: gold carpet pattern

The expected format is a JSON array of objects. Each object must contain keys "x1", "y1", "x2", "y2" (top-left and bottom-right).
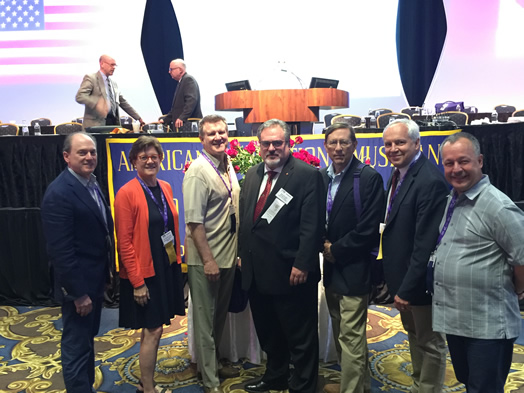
[{"x1": 0, "y1": 305, "x2": 523, "y2": 392}]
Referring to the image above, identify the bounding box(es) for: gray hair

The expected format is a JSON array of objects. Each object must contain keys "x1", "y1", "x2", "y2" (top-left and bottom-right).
[
  {"x1": 257, "y1": 119, "x2": 291, "y2": 143},
  {"x1": 170, "y1": 58, "x2": 186, "y2": 70},
  {"x1": 383, "y1": 118, "x2": 420, "y2": 142},
  {"x1": 440, "y1": 132, "x2": 481, "y2": 156},
  {"x1": 63, "y1": 132, "x2": 96, "y2": 153}
]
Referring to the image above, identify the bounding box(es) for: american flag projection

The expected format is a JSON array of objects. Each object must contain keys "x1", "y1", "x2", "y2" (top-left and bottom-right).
[{"x1": 0, "y1": 0, "x2": 102, "y2": 84}]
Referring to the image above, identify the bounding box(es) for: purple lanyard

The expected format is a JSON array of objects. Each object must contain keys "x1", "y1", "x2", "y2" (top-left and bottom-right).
[
  {"x1": 435, "y1": 192, "x2": 458, "y2": 247},
  {"x1": 326, "y1": 177, "x2": 338, "y2": 221},
  {"x1": 202, "y1": 153, "x2": 233, "y2": 200},
  {"x1": 386, "y1": 158, "x2": 417, "y2": 222},
  {"x1": 137, "y1": 177, "x2": 168, "y2": 232}
]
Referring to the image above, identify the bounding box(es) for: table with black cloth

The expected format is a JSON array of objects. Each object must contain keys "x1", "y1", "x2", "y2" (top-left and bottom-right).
[{"x1": 0, "y1": 125, "x2": 523, "y2": 305}]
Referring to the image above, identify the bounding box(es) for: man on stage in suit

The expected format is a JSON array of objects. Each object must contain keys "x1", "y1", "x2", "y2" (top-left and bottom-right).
[
  {"x1": 321, "y1": 123, "x2": 384, "y2": 393},
  {"x1": 163, "y1": 59, "x2": 202, "y2": 132},
  {"x1": 75, "y1": 54, "x2": 144, "y2": 129},
  {"x1": 432, "y1": 132, "x2": 524, "y2": 393},
  {"x1": 41, "y1": 132, "x2": 113, "y2": 393},
  {"x1": 183, "y1": 114, "x2": 240, "y2": 393},
  {"x1": 380, "y1": 119, "x2": 448, "y2": 393},
  {"x1": 239, "y1": 119, "x2": 323, "y2": 393}
]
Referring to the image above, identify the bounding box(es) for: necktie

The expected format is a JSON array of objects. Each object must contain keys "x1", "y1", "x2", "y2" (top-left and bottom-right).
[
  {"x1": 107, "y1": 77, "x2": 117, "y2": 115},
  {"x1": 88, "y1": 182, "x2": 107, "y2": 225},
  {"x1": 389, "y1": 169, "x2": 400, "y2": 203},
  {"x1": 254, "y1": 171, "x2": 276, "y2": 222}
]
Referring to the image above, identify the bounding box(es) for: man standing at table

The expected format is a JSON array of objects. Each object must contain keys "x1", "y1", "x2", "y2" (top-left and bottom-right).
[
  {"x1": 76, "y1": 54, "x2": 144, "y2": 129},
  {"x1": 381, "y1": 119, "x2": 448, "y2": 393},
  {"x1": 432, "y1": 132, "x2": 524, "y2": 393},
  {"x1": 321, "y1": 123, "x2": 384, "y2": 393},
  {"x1": 239, "y1": 119, "x2": 323, "y2": 393},
  {"x1": 41, "y1": 132, "x2": 113, "y2": 392},
  {"x1": 163, "y1": 58, "x2": 202, "y2": 131},
  {"x1": 183, "y1": 114, "x2": 240, "y2": 393}
]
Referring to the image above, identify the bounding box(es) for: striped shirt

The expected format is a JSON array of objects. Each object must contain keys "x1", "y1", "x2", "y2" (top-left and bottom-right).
[{"x1": 433, "y1": 175, "x2": 524, "y2": 339}]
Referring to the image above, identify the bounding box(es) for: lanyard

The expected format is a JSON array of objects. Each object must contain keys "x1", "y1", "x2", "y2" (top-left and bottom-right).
[
  {"x1": 202, "y1": 153, "x2": 233, "y2": 201},
  {"x1": 435, "y1": 192, "x2": 458, "y2": 248},
  {"x1": 386, "y1": 158, "x2": 417, "y2": 222},
  {"x1": 137, "y1": 177, "x2": 168, "y2": 232}
]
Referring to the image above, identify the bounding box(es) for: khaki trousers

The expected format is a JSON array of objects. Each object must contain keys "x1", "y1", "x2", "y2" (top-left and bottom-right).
[
  {"x1": 325, "y1": 288, "x2": 371, "y2": 393},
  {"x1": 399, "y1": 305, "x2": 447, "y2": 393}
]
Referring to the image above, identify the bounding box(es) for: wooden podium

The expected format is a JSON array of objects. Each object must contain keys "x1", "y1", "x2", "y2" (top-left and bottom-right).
[{"x1": 215, "y1": 88, "x2": 349, "y2": 123}]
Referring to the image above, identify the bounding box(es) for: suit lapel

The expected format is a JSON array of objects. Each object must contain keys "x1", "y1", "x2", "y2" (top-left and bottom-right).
[
  {"x1": 329, "y1": 159, "x2": 360, "y2": 223},
  {"x1": 64, "y1": 170, "x2": 108, "y2": 232},
  {"x1": 253, "y1": 156, "x2": 294, "y2": 225},
  {"x1": 386, "y1": 155, "x2": 426, "y2": 225}
]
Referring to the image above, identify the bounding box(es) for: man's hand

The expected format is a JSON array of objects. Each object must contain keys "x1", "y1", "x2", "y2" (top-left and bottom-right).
[
  {"x1": 394, "y1": 295, "x2": 411, "y2": 312},
  {"x1": 290, "y1": 267, "x2": 308, "y2": 286},
  {"x1": 134, "y1": 284, "x2": 150, "y2": 307},
  {"x1": 204, "y1": 259, "x2": 220, "y2": 282},
  {"x1": 74, "y1": 295, "x2": 93, "y2": 317},
  {"x1": 323, "y1": 240, "x2": 335, "y2": 263},
  {"x1": 95, "y1": 97, "x2": 109, "y2": 117},
  {"x1": 175, "y1": 118, "x2": 184, "y2": 128},
  {"x1": 138, "y1": 118, "x2": 145, "y2": 127}
]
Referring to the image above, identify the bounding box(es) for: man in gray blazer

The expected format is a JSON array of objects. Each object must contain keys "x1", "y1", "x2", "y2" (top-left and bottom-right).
[{"x1": 75, "y1": 54, "x2": 144, "y2": 129}]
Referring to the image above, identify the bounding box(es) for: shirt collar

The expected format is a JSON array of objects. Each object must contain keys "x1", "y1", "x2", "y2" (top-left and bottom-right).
[
  {"x1": 398, "y1": 151, "x2": 421, "y2": 178},
  {"x1": 202, "y1": 150, "x2": 227, "y2": 171},
  {"x1": 326, "y1": 157, "x2": 353, "y2": 180},
  {"x1": 68, "y1": 167, "x2": 97, "y2": 187},
  {"x1": 458, "y1": 174, "x2": 490, "y2": 201}
]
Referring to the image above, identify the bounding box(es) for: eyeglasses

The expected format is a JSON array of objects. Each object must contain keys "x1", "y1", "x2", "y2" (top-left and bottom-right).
[
  {"x1": 137, "y1": 154, "x2": 160, "y2": 162},
  {"x1": 104, "y1": 61, "x2": 117, "y2": 67},
  {"x1": 169, "y1": 67, "x2": 181, "y2": 72},
  {"x1": 260, "y1": 140, "x2": 285, "y2": 148},
  {"x1": 326, "y1": 139, "x2": 352, "y2": 148}
]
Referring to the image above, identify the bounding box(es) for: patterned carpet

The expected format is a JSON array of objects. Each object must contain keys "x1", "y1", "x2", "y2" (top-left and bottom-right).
[{"x1": 1, "y1": 305, "x2": 524, "y2": 392}]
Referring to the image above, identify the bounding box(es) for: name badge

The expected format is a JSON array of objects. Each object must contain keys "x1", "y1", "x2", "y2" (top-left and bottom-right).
[
  {"x1": 379, "y1": 223, "x2": 386, "y2": 234},
  {"x1": 276, "y1": 188, "x2": 293, "y2": 204},
  {"x1": 161, "y1": 230, "x2": 174, "y2": 246},
  {"x1": 262, "y1": 198, "x2": 285, "y2": 224}
]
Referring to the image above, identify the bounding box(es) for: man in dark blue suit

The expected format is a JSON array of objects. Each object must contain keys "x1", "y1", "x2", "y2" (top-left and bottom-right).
[
  {"x1": 41, "y1": 132, "x2": 113, "y2": 393},
  {"x1": 381, "y1": 119, "x2": 448, "y2": 393}
]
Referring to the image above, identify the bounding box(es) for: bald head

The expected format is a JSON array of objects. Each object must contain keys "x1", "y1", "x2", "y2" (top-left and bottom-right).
[
  {"x1": 169, "y1": 58, "x2": 186, "y2": 81},
  {"x1": 99, "y1": 54, "x2": 117, "y2": 77}
]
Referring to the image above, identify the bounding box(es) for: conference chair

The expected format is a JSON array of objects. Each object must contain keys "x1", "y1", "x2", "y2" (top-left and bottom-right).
[
  {"x1": 376, "y1": 112, "x2": 411, "y2": 128},
  {"x1": 400, "y1": 107, "x2": 422, "y2": 116},
  {"x1": 494, "y1": 104, "x2": 516, "y2": 114},
  {"x1": 324, "y1": 113, "x2": 341, "y2": 128},
  {"x1": 71, "y1": 117, "x2": 84, "y2": 124},
  {"x1": 142, "y1": 122, "x2": 167, "y2": 133},
  {"x1": 464, "y1": 106, "x2": 478, "y2": 114},
  {"x1": 331, "y1": 114, "x2": 362, "y2": 127},
  {"x1": 120, "y1": 116, "x2": 133, "y2": 126},
  {"x1": 176, "y1": 118, "x2": 201, "y2": 133},
  {"x1": 513, "y1": 109, "x2": 524, "y2": 117},
  {"x1": 369, "y1": 108, "x2": 393, "y2": 117},
  {"x1": 0, "y1": 123, "x2": 19, "y2": 136},
  {"x1": 436, "y1": 111, "x2": 468, "y2": 126},
  {"x1": 235, "y1": 117, "x2": 256, "y2": 136},
  {"x1": 54, "y1": 122, "x2": 83, "y2": 135},
  {"x1": 30, "y1": 118, "x2": 52, "y2": 126}
]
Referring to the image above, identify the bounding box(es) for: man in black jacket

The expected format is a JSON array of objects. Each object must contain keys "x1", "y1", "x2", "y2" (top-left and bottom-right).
[{"x1": 321, "y1": 123, "x2": 384, "y2": 393}]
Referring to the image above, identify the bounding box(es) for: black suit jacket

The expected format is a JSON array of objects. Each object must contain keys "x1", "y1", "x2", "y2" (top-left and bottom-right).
[
  {"x1": 239, "y1": 155, "x2": 323, "y2": 295},
  {"x1": 382, "y1": 155, "x2": 449, "y2": 305},
  {"x1": 41, "y1": 169, "x2": 113, "y2": 303},
  {"x1": 165, "y1": 73, "x2": 202, "y2": 125},
  {"x1": 321, "y1": 159, "x2": 385, "y2": 296}
]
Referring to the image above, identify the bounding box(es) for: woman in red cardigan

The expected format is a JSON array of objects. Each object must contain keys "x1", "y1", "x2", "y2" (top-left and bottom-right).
[{"x1": 115, "y1": 136, "x2": 184, "y2": 393}]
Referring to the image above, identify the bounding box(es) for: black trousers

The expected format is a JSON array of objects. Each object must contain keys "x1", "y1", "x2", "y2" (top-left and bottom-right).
[{"x1": 248, "y1": 281, "x2": 319, "y2": 393}]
